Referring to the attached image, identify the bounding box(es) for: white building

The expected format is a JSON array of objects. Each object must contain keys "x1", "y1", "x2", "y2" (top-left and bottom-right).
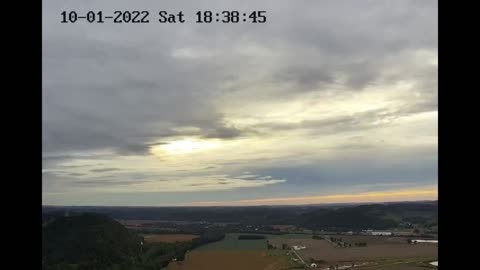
[
  {"x1": 370, "y1": 231, "x2": 392, "y2": 236},
  {"x1": 310, "y1": 263, "x2": 317, "y2": 268},
  {"x1": 412, "y1": 239, "x2": 438, "y2": 244},
  {"x1": 292, "y1": 245, "x2": 307, "y2": 250}
]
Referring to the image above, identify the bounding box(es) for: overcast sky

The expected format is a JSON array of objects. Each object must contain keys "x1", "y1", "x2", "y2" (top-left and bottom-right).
[{"x1": 42, "y1": 0, "x2": 437, "y2": 206}]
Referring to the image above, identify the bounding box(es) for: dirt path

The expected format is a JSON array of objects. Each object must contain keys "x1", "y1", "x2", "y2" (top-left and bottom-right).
[{"x1": 291, "y1": 247, "x2": 307, "y2": 266}]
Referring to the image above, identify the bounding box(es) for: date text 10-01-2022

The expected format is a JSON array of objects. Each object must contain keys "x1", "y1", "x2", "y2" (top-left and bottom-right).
[{"x1": 61, "y1": 10, "x2": 267, "y2": 24}]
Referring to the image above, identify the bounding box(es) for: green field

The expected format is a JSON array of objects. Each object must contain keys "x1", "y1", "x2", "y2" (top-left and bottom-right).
[
  {"x1": 197, "y1": 233, "x2": 268, "y2": 251},
  {"x1": 266, "y1": 233, "x2": 313, "y2": 240}
]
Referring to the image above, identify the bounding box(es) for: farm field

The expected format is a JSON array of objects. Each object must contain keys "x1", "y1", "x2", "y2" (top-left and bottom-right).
[
  {"x1": 266, "y1": 233, "x2": 313, "y2": 239},
  {"x1": 196, "y1": 233, "x2": 267, "y2": 250},
  {"x1": 271, "y1": 225, "x2": 297, "y2": 231},
  {"x1": 166, "y1": 233, "x2": 295, "y2": 270},
  {"x1": 167, "y1": 250, "x2": 290, "y2": 270},
  {"x1": 142, "y1": 234, "x2": 199, "y2": 243},
  {"x1": 358, "y1": 258, "x2": 438, "y2": 270},
  {"x1": 268, "y1": 235, "x2": 437, "y2": 268}
]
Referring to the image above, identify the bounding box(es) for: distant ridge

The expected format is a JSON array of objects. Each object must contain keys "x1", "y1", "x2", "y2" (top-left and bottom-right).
[
  {"x1": 42, "y1": 199, "x2": 437, "y2": 209},
  {"x1": 42, "y1": 201, "x2": 437, "y2": 231}
]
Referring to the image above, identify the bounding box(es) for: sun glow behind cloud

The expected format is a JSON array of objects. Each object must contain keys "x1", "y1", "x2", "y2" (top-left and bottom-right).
[
  {"x1": 42, "y1": 0, "x2": 437, "y2": 206},
  {"x1": 152, "y1": 139, "x2": 221, "y2": 155}
]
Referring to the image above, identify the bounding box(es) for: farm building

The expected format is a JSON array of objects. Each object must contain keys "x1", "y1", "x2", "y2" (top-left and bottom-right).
[
  {"x1": 370, "y1": 231, "x2": 392, "y2": 236},
  {"x1": 412, "y1": 239, "x2": 438, "y2": 244},
  {"x1": 292, "y1": 245, "x2": 306, "y2": 250}
]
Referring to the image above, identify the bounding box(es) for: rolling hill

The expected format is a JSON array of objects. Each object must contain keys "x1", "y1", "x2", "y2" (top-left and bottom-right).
[{"x1": 42, "y1": 213, "x2": 142, "y2": 269}]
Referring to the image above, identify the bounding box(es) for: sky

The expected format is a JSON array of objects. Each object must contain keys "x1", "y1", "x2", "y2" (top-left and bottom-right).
[{"x1": 42, "y1": 0, "x2": 438, "y2": 206}]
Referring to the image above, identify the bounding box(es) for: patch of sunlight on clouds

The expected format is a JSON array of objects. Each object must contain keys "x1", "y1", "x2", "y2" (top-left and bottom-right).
[
  {"x1": 152, "y1": 139, "x2": 221, "y2": 155},
  {"x1": 414, "y1": 49, "x2": 438, "y2": 66},
  {"x1": 192, "y1": 185, "x2": 438, "y2": 206}
]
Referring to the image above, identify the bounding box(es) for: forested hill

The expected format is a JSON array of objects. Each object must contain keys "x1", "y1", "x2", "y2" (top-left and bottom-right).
[
  {"x1": 301, "y1": 202, "x2": 438, "y2": 230},
  {"x1": 43, "y1": 201, "x2": 437, "y2": 230},
  {"x1": 42, "y1": 213, "x2": 142, "y2": 269}
]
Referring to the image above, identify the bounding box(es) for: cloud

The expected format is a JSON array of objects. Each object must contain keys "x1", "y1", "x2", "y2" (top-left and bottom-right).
[
  {"x1": 43, "y1": 0, "x2": 437, "y2": 205},
  {"x1": 132, "y1": 175, "x2": 286, "y2": 192},
  {"x1": 43, "y1": 0, "x2": 437, "y2": 156},
  {"x1": 202, "y1": 125, "x2": 250, "y2": 139},
  {"x1": 44, "y1": 171, "x2": 285, "y2": 193},
  {"x1": 69, "y1": 173, "x2": 87, "y2": 177},
  {"x1": 192, "y1": 186, "x2": 438, "y2": 206},
  {"x1": 273, "y1": 66, "x2": 335, "y2": 91},
  {"x1": 89, "y1": 168, "x2": 122, "y2": 173}
]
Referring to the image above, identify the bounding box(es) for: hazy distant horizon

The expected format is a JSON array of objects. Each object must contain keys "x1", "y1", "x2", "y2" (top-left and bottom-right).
[
  {"x1": 42, "y1": 200, "x2": 438, "y2": 208},
  {"x1": 42, "y1": 191, "x2": 437, "y2": 207},
  {"x1": 43, "y1": 0, "x2": 437, "y2": 206},
  {"x1": 43, "y1": 199, "x2": 438, "y2": 207}
]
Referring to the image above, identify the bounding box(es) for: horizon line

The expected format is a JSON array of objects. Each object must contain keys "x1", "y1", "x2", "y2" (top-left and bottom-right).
[{"x1": 41, "y1": 199, "x2": 438, "y2": 208}]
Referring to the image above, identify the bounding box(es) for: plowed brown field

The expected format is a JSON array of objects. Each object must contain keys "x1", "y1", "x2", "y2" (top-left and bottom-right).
[
  {"x1": 167, "y1": 250, "x2": 289, "y2": 270},
  {"x1": 143, "y1": 234, "x2": 199, "y2": 243},
  {"x1": 269, "y1": 235, "x2": 437, "y2": 268}
]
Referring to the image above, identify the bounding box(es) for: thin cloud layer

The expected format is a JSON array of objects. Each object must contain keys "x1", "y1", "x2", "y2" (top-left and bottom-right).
[{"x1": 192, "y1": 186, "x2": 438, "y2": 206}]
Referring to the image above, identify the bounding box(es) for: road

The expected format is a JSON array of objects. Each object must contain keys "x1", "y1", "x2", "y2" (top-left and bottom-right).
[{"x1": 290, "y1": 247, "x2": 308, "y2": 266}]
